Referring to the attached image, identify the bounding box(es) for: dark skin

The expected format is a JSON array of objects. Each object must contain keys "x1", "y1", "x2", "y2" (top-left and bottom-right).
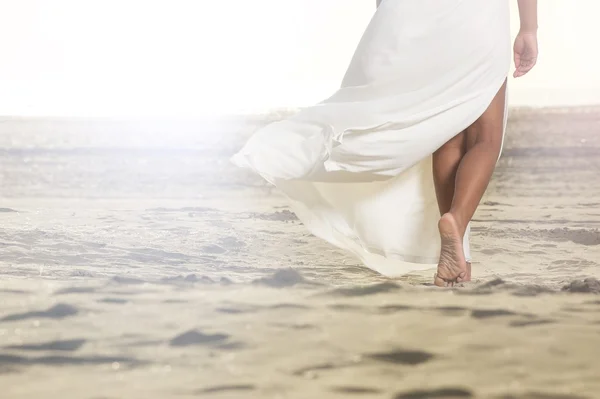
[
  {"x1": 433, "y1": 81, "x2": 507, "y2": 287},
  {"x1": 432, "y1": 1, "x2": 538, "y2": 286},
  {"x1": 372, "y1": 0, "x2": 539, "y2": 285}
]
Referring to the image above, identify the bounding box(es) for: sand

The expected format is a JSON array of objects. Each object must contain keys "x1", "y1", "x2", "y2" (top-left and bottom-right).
[{"x1": 1, "y1": 109, "x2": 600, "y2": 398}]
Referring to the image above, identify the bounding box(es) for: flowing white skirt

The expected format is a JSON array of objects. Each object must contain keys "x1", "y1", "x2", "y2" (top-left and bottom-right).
[{"x1": 232, "y1": 0, "x2": 511, "y2": 277}]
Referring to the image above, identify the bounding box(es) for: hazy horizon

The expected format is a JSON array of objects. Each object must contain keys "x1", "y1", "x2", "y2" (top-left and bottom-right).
[{"x1": 1, "y1": 0, "x2": 599, "y2": 117}]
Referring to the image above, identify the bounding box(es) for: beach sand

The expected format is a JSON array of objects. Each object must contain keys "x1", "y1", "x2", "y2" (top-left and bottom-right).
[{"x1": 1, "y1": 109, "x2": 600, "y2": 398}]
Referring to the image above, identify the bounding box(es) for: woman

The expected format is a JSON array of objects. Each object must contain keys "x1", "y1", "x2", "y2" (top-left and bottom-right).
[{"x1": 233, "y1": 0, "x2": 538, "y2": 287}]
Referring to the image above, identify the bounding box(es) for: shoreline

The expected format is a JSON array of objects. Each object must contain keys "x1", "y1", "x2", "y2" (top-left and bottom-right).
[{"x1": 2, "y1": 104, "x2": 600, "y2": 123}]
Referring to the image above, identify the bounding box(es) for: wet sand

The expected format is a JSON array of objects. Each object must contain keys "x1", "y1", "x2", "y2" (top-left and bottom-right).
[{"x1": 1, "y1": 108, "x2": 600, "y2": 398}]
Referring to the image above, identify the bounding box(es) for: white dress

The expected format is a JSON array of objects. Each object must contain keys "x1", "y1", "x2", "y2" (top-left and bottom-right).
[{"x1": 232, "y1": 0, "x2": 511, "y2": 277}]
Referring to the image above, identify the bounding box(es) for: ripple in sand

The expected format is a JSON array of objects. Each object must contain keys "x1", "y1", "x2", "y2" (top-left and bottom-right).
[
  {"x1": 253, "y1": 269, "x2": 308, "y2": 288},
  {"x1": 549, "y1": 259, "x2": 598, "y2": 271},
  {"x1": 433, "y1": 306, "x2": 469, "y2": 314},
  {"x1": 509, "y1": 319, "x2": 556, "y2": 328},
  {"x1": 201, "y1": 244, "x2": 227, "y2": 254},
  {"x1": 147, "y1": 206, "x2": 215, "y2": 214},
  {"x1": 0, "y1": 289, "x2": 29, "y2": 295},
  {"x1": 220, "y1": 277, "x2": 233, "y2": 285},
  {"x1": 216, "y1": 307, "x2": 254, "y2": 314},
  {"x1": 55, "y1": 286, "x2": 98, "y2": 295},
  {"x1": 268, "y1": 303, "x2": 311, "y2": 310},
  {"x1": 169, "y1": 329, "x2": 229, "y2": 347},
  {"x1": 270, "y1": 322, "x2": 316, "y2": 331},
  {"x1": 378, "y1": 304, "x2": 415, "y2": 314},
  {"x1": 162, "y1": 299, "x2": 187, "y2": 304},
  {"x1": 195, "y1": 385, "x2": 255, "y2": 394},
  {"x1": 481, "y1": 248, "x2": 504, "y2": 255},
  {"x1": 481, "y1": 226, "x2": 600, "y2": 246},
  {"x1": 216, "y1": 342, "x2": 246, "y2": 350},
  {"x1": 532, "y1": 244, "x2": 557, "y2": 248},
  {"x1": 512, "y1": 286, "x2": 557, "y2": 297},
  {"x1": 70, "y1": 270, "x2": 96, "y2": 277},
  {"x1": 218, "y1": 236, "x2": 246, "y2": 250},
  {"x1": 483, "y1": 201, "x2": 513, "y2": 207},
  {"x1": 562, "y1": 278, "x2": 600, "y2": 294},
  {"x1": 0, "y1": 354, "x2": 141, "y2": 367},
  {"x1": 1, "y1": 303, "x2": 79, "y2": 322},
  {"x1": 463, "y1": 279, "x2": 555, "y2": 297},
  {"x1": 474, "y1": 278, "x2": 506, "y2": 289},
  {"x1": 395, "y1": 388, "x2": 473, "y2": 398},
  {"x1": 332, "y1": 386, "x2": 382, "y2": 395},
  {"x1": 97, "y1": 298, "x2": 129, "y2": 305},
  {"x1": 249, "y1": 210, "x2": 298, "y2": 222},
  {"x1": 123, "y1": 247, "x2": 193, "y2": 264},
  {"x1": 5, "y1": 339, "x2": 86, "y2": 352},
  {"x1": 367, "y1": 349, "x2": 435, "y2": 366},
  {"x1": 0, "y1": 208, "x2": 18, "y2": 213},
  {"x1": 470, "y1": 309, "x2": 523, "y2": 319},
  {"x1": 538, "y1": 228, "x2": 599, "y2": 246},
  {"x1": 498, "y1": 392, "x2": 589, "y2": 399},
  {"x1": 293, "y1": 361, "x2": 355, "y2": 377},
  {"x1": 328, "y1": 303, "x2": 366, "y2": 312},
  {"x1": 110, "y1": 276, "x2": 146, "y2": 285},
  {"x1": 160, "y1": 274, "x2": 215, "y2": 284},
  {"x1": 328, "y1": 282, "x2": 400, "y2": 297}
]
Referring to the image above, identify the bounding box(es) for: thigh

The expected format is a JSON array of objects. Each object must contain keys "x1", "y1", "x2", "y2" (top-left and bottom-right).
[
  {"x1": 465, "y1": 80, "x2": 507, "y2": 150},
  {"x1": 434, "y1": 130, "x2": 466, "y2": 155}
]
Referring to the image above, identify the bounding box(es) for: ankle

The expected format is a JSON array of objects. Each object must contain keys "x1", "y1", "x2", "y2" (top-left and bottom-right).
[{"x1": 446, "y1": 210, "x2": 468, "y2": 237}]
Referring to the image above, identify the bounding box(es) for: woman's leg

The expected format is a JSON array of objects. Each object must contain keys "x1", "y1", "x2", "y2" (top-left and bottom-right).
[
  {"x1": 434, "y1": 80, "x2": 507, "y2": 287},
  {"x1": 433, "y1": 131, "x2": 466, "y2": 216},
  {"x1": 432, "y1": 131, "x2": 472, "y2": 281}
]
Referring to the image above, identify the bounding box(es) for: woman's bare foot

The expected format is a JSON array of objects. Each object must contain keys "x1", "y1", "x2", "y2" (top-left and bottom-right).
[{"x1": 434, "y1": 213, "x2": 468, "y2": 287}]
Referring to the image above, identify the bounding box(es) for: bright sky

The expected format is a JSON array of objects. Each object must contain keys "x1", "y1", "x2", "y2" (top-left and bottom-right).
[{"x1": 1, "y1": 0, "x2": 599, "y2": 117}]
